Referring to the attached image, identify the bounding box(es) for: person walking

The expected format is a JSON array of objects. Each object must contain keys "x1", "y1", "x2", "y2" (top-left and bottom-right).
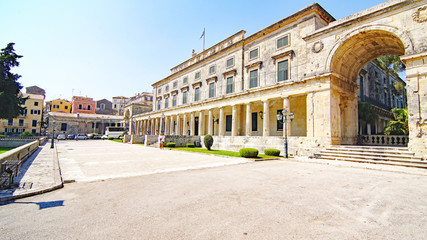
[{"x1": 159, "y1": 133, "x2": 165, "y2": 150}]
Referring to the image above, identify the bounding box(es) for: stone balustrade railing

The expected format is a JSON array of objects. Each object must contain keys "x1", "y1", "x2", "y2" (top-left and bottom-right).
[{"x1": 358, "y1": 135, "x2": 409, "y2": 146}]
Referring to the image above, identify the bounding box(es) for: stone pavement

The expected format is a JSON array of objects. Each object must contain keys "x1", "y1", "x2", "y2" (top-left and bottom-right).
[{"x1": 0, "y1": 142, "x2": 63, "y2": 202}]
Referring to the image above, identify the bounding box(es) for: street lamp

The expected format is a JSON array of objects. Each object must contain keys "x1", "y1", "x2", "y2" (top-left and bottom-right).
[
  {"x1": 50, "y1": 116, "x2": 55, "y2": 149},
  {"x1": 277, "y1": 109, "x2": 294, "y2": 158}
]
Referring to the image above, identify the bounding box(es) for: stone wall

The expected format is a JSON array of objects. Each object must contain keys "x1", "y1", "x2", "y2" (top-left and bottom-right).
[{"x1": 165, "y1": 136, "x2": 200, "y2": 147}]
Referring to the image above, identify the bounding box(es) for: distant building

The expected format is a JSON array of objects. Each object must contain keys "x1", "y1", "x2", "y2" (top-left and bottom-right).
[
  {"x1": 48, "y1": 112, "x2": 123, "y2": 136},
  {"x1": 46, "y1": 99, "x2": 71, "y2": 113},
  {"x1": 26, "y1": 85, "x2": 46, "y2": 96},
  {"x1": 96, "y1": 99, "x2": 114, "y2": 115},
  {"x1": 71, "y1": 96, "x2": 96, "y2": 114},
  {"x1": 112, "y1": 96, "x2": 128, "y2": 115},
  {"x1": 357, "y1": 61, "x2": 407, "y2": 135},
  {"x1": 0, "y1": 92, "x2": 45, "y2": 136}
]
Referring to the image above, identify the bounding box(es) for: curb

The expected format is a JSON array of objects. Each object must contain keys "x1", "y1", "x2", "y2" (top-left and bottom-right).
[{"x1": 0, "y1": 144, "x2": 64, "y2": 203}]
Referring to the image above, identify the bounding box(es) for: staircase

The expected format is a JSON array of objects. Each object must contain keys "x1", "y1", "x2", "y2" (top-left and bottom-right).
[{"x1": 314, "y1": 145, "x2": 426, "y2": 169}]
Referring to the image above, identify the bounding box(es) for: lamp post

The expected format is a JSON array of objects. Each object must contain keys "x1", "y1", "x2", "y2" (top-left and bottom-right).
[
  {"x1": 161, "y1": 113, "x2": 165, "y2": 134},
  {"x1": 277, "y1": 109, "x2": 294, "y2": 158},
  {"x1": 50, "y1": 116, "x2": 55, "y2": 149}
]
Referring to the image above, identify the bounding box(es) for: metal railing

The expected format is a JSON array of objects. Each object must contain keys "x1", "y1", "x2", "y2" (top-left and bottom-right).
[{"x1": 358, "y1": 134, "x2": 408, "y2": 146}]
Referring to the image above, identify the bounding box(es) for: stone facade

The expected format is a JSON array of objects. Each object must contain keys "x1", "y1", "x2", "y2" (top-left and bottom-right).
[
  {"x1": 130, "y1": 1, "x2": 427, "y2": 159},
  {"x1": 71, "y1": 96, "x2": 96, "y2": 114},
  {"x1": 96, "y1": 99, "x2": 114, "y2": 115}
]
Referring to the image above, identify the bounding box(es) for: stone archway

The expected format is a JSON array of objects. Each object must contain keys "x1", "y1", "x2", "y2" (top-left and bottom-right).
[{"x1": 328, "y1": 29, "x2": 407, "y2": 145}]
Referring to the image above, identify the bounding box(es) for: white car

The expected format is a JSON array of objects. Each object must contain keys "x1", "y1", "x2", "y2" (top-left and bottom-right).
[
  {"x1": 75, "y1": 134, "x2": 87, "y2": 140},
  {"x1": 57, "y1": 134, "x2": 66, "y2": 140}
]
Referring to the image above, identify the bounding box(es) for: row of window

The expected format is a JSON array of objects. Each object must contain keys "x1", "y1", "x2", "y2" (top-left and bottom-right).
[
  {"x1": 53, "y1": 105, "x2": 69, "y2": 109},
  {"x1": 157, "y1": 59, "x2": 289, "y2": 110},
  {"x1": 78, "y1": 104, "x2": 92, "y2": 110},
  {"x1": 7, "y1": 119, "x2": 38, "y2": 127},
  {"x1": 30, "y1": 109, "x2": 41, "y2": 115}
]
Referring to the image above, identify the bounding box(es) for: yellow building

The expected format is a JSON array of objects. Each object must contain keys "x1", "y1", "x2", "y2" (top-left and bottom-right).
[
  {"x1": 1, "y1": 93, "x2": 45, "y2": 136},
  {"x1": 47, "y1": 99, "x2": 71, "y2": 113}
]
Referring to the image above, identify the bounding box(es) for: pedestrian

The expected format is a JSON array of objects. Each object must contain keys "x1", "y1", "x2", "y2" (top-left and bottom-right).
[{"x1": 159, "y1": 133, "x2": 165, "y2": 150}]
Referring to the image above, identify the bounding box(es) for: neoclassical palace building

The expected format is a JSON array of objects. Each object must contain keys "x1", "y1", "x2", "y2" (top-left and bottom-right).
[{"x1": 129, "y1": 1, "x2": 427, "y2": 158}]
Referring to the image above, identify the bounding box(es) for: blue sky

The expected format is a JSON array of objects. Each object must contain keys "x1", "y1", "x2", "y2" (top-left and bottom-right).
[{"x1": 0, "y1": 0, "x2": 386, "y2": 101}]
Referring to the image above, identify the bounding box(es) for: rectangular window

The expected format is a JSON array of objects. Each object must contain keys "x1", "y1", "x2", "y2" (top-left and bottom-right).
[
  {"x1": 209, "y1": 65, "x2": 215, "y2": 74},
  {"x1": 249, "y1": 69, "x2": 258, "y2": 88},
  {"x1": 61, "y1": 123, "x2": 67, "y2": 131},
  {"x1": 277, "y1": 110, "x2": 283, "y2": 131},
  {"x1": 226, "y1": 76, "x2": 234, "y2": 94},
  {"x1": 32, "y1": 120, "x2": 37, "y2": 127},
  {"x1": 8, "y1": 119, "x2": 13, "y2": 126},
  {"x1": 17, "y1": 129, "x2": 23, "y2": 133},
  {"x1": 157, "y1": 100, "x2": 161, "y2": 110},
  {"x1": 195, "y1": 72, "x2": 201, "y2": 80},
  {"x1": 226, "y1": 115, "x2": 232, "y2": 132},
  {"x1": 165, "y1": 85, "x2": 169, "y2": 91},
  {"x1": 172, "y1": 94, "x2": 177, "y2": 106},
  {"x1": 277, "y1": 60, "x2": 289, "y2": 82},
  {"x1": 19, "y1": 119, "x2": 24, "y2": 126},
  {"x1": 78, "y1": 104, "x2": 82, "y2": 109},
  {"x1": 158, "y1": 89, "x2": 161, "y2": 94},
  {"x1": 249, "y1": 48, "x2": 258, "y2": 59},
  {"x1": 252, "y1": 112, "x2": 257, "y2": 131},
  {"x1": 165, "y1": 97, "x2": 169, "y2": 108},
  {"x1": 183, "y1": 91, "x2": 187, "y2": 104},
  {"x1": 34, "y1": 101, "x2": 39, "y2": 106},
  {"x1": 65, "y1": 106, "x2": 68, "y2": 110},
  {"x1": 277, "y1": 35, "x2": 289, "y2": 49},
  {"x1": 31, "y1": 110, "x2": 34, "y2": 114},
  {"x1": 32, "y1": 129, "x2": 36, "y2": 134},
  {"x1": 195, "y1": 87, "x2": 200, "y2": 101},
  {"x1": 183, "y1": 77, "x2": 188, "y2": 84},
  {"x1": 209, "y1": 82, "x2": 215, "y2": 98},
  {"x1": 87, "y1": 105, "x2": 91, "y2": 110},
  {"x1": 53, "y1": 105, "x2": 59, "y2": 109},
  {"x1": 226, "y1": 58, "x2": 234, "y2": 67},
  {"x1": 173, "y1": 81, "x2": 177, "y2": 88}
]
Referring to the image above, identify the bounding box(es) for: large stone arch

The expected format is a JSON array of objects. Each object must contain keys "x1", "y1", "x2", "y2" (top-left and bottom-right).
[{"x1": 328, "y1": 25, "x2": 410, "y2": 82}]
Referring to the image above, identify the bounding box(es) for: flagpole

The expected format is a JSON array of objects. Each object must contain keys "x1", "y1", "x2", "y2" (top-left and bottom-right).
[{"x1": 203, "y1": 28, "x2": 205, "y2": 51}]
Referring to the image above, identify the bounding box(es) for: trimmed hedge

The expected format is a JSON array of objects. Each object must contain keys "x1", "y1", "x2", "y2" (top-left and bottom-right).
[
  {"x1": 186, "y1": 143, "x2": 195, "y2": 148},
  {"x1": 264, "y1": 148, "x2": 280, "y2": 156},
  {"x1": 165, "y1": 142, "x2": 176, "y2": 147},
  {"x1": 239, "y1": 148, "x2": 259, "y2": 158},
  {"x1": 19, "y1": 131, "x2": 33, "y2": 137},
  {"x1": 204, "y1": 134, "x2": 213, "y2": 150},
  {"x1": 107, "y1": 137, "x2": 114, "y2": 140}
]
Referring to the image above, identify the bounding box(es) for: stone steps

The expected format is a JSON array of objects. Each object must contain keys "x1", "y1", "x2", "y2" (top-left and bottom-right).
[{"x1": 314, "y1": 145, "x2": 427, "y2": 169}]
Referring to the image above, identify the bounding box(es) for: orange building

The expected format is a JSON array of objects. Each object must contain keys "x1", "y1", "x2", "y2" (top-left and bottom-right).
[{"x1": 71, "y1": 96, "x2": 96, "y2": 114}]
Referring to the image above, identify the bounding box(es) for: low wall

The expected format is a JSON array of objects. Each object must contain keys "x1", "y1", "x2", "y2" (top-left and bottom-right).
[
  {"x1": 203, "y1": 136, "x2": 327, "y2": 156},
  {"x1": 0, "y1": 137, "x2": 47, "y2": 167},
  {"x1": 130, "y1": 135, "x2": 145, "y2": 144},
  {"x1": 0, "y1": 136, "x2": 43, "y2": 148},
  {"x1": 165, "y1": 136, "x2": 200, "y2": 147}
]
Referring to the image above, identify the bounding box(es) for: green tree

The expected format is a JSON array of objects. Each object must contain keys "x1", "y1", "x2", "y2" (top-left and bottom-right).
[
  {"x1": 0, "y1": 43, "x2": 26, "y2": 119},
  {"x1": 384, "y1": 108, "x2": 409, "y2": 135},
  {"x1": 358, "y1": 102, "x2": 378, "y2": 125},
  {"x1": 377, "y1": 55, "x2": 405, "y2": 75}
]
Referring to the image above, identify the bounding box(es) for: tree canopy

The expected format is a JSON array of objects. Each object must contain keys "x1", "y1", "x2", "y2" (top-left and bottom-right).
[
  {"x1": 377, "y1": 55, "x2": 405, "y2": 75},
  {"x1": 0, "y1": 43, "x2": 26, "y2": 119},
  {"x1": 384, "y1": 108, "x2": 409, "y2": 135},
  {"x1": 358, "y1": 102, "x2": 378, "y2": 125}
]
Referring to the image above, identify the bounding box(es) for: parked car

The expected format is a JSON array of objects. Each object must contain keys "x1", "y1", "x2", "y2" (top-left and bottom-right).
[
  {"x1": 66, "y1": 134, "x2": 75, "y2": 140},
  {"x1": 57, "y1": 134, "x2": 66, "y2": 140},
  {"x1": 75, "y1": 134, "x2": 87, "y2": 140},
  {"x1": 87, "y1": 133, "x2": 94, "y2": 139}
]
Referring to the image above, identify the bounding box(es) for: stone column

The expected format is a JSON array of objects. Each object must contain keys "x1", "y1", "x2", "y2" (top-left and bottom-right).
[
  {"x1": 305, "y1": 94, "x2": 314, "y2": 138},
  {"x1": 190, "y1": 112, "x2": 194, "y2": 136},
  {"x1": 169, "y1": 115, "x2": 174, "y2": 135},
  {"x1": 164, "y1": 116, "x2": 169, "y2": 135},
  {"x1": 150, "y1": 119, "x2": 154, "y2": 135},
  {"x1": 176, "y1": 115, "x2": 181, "y2": 135},
  {"x1": 160, "y1": 117, "x2": 164, "y2": 135},
  {"x1": 199, "y1": 110, "x2": 204, "y2": 136},
  {"x1": 232, "y1": 105, "x2": 238, "y2": 136},
  {"x1": 208, "y1": 109, "x2": 213, "y2": 135},
  {"x1": 219, "y1": 107, "x2": 225, "y2": 136},
  {"x1": 246, "y1": 103, "x2": 252, "y2": 136},
  {"x1": 154, "y1": 118, "x2": 158, "y2": 135},
  {"x1": 283, "y1": 97, "x2": 290, "y2": 138},
  {"x1": 143, "y1": 119, "x2": 146, "y2": 135},
  {"x1": 183, "y1": 114, "x2": 187, "y2": 135},
  {"x1": 263, "y1": 100, "x2": 270, "y2": 136}
]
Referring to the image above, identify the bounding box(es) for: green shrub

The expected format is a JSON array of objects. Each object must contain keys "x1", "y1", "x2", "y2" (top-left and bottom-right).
[
  {"x1": 239, "y1": 148, "x2": 259, "y2": 158},
  {"x1": 19, "y1": 131, "x2": 33, "y2": 137},
  {"x1": 165, "y1": 142, "x2": 176, "y2": 147},
  {"x1": 0, "y1": 135, "x2": 5, "y2": 138},
  {"x1": 264, "y1": 148, "x2": 280, "y2": 156},
  {"x1": 204, "y1": 134, "x2": 213, "y2": 150},
  {"x1": 186, "y1": 143, "x2": 195, "y2": 148},
  {"x1": 108, "y1": 137, "x2": 114, "y2": 140}
]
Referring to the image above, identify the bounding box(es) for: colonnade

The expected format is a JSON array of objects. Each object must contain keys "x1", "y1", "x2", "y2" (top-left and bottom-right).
[{"x1": 132, "y1": 97, "x2": 293, "y2": 138}]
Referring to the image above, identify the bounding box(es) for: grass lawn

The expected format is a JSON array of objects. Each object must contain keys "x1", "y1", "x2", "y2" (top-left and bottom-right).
[
  {"x1": 0, "y1": 147, "x2": 13, "y2": 154},
  {"x1": 109, "y1": 139, "x2": 123, "y2": 143},
  {"x1": 166, "y1": 147, "x2": 280, "y2": 159}
]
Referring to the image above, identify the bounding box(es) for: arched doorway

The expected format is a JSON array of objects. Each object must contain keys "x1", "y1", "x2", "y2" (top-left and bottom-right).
[{"x1": 329, "y1": 29, "x2": 407, "y2": 145}]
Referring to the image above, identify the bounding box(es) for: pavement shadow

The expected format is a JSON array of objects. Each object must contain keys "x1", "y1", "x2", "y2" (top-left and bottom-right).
[
  {"x1": 0, "y1": 200, "x2": 64, "y2": 210},
  {"x1": 13, "y1": 146, "x2": 43, "y2": 183}
]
